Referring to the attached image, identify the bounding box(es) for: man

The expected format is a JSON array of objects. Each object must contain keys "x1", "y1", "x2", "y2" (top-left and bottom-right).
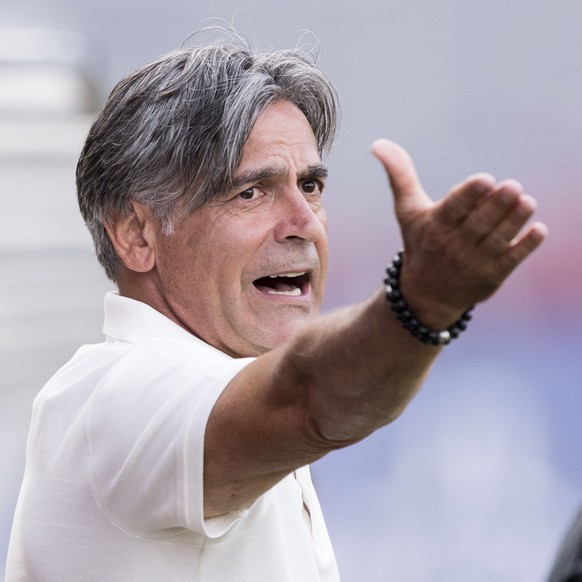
[
  {"x1": 547, "y1": 507, "x2": 582, "y2": 581},
  {"x1": 6, "y1": 27, "x2": 547, "y2": 581}
]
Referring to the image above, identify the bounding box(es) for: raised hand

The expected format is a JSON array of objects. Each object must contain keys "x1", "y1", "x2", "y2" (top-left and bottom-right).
[{"x1": 371, "y1": 139, "x2": 548, "y2": 327}]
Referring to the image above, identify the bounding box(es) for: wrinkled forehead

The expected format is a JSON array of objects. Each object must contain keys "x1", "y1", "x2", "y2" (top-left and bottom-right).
[{"x1": 236, "y1": 101, "x2": 321, "y2": 168}]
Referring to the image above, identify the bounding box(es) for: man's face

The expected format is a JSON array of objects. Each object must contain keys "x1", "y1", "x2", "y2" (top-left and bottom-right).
[{"x1": 153, "y1": 100, "x2": 329, "y2": 357}]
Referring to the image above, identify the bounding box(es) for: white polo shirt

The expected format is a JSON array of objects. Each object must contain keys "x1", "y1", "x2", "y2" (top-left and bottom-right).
[{"x1": 6, "y1": 293, "x2": 339, "y2": 582}]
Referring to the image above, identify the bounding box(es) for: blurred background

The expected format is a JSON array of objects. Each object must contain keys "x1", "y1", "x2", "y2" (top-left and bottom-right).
[{"x1": 1, "y1": 0, "x2": 581, "y2": 580}]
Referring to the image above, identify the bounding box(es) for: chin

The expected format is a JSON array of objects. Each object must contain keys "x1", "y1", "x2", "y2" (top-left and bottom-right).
[
  {"x1": 230, "y1": 305, "x2": 321, "y2": 356},
  {"x1": 255, "y1": 315, "x2": 315, "y2": 353}
]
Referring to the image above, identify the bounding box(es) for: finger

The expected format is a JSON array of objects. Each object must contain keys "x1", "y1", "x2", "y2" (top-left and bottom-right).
[
  {"x1": 433, "y1": 173, "x2": 496, "y2": 228},
  {"x1": 371, "y1": 139, "x2": 432, "y2": 219},
  {"x1": 498, "y1": 221, "x2": 548, "y2": 275},
  {"x1": 481, "y1": 193, "x2": 538, "y2": 252},
  {"x1": 462, "y1": 180, "x2": 524, "y2": 243}
]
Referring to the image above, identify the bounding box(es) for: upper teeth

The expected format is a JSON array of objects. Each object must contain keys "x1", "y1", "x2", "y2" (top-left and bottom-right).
[{"x1": 268, "y1": 272, "x2": 306, "y2": 278}]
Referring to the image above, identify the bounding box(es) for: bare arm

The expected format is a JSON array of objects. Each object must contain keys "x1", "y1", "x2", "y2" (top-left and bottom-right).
[{"x1": 203, "y1": 139, "x2": 548, "y2": 517}]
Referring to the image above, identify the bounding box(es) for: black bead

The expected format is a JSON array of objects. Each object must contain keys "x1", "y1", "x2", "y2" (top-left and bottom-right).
[{"x1": 383, "y1": 251, "x2": 474, "y2": 347}]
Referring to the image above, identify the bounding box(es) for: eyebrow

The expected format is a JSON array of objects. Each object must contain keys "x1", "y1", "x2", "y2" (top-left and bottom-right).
[{"x1": 231, "y1": 164, "x2": 328, "y2": 190}]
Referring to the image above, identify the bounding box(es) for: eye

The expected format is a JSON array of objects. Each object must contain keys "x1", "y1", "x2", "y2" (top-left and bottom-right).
[
  {"x1": 238, "y1": 187, "x2": 257, "y2": 201},
  {"x1": 301, "y1": 179, "x2": 324, "y2": 195}
]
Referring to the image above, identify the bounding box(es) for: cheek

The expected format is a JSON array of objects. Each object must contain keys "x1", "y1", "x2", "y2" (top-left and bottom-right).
[
  {"x1": 195, "y1": 226, "x2": 257, "y2": 288},
  {"x1": 218, "y1": 219, "x2": 271, "y2": 259},
  {"x1": 157, "y1": 231, "x2": 210, "y2": 290}
]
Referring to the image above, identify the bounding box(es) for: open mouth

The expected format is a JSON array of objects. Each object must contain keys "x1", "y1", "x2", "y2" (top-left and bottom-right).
[{"x1": 253, "y1": 272, "x2": 310, "y2": 297}]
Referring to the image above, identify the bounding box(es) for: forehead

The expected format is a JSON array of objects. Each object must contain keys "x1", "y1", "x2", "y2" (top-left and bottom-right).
[{"x1": 237, "y1": 101, "x2": 320, "y2": 167}]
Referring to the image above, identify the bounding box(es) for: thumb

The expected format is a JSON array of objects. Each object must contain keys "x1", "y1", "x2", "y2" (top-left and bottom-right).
[{"x1": 371, "y1": 139, "x2": 432, "y2": 218}]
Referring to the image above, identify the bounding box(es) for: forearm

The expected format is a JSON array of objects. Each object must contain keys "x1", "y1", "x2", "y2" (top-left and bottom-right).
[{"x1": 274, "y1": 287, "x2": 443, "y2": 445}]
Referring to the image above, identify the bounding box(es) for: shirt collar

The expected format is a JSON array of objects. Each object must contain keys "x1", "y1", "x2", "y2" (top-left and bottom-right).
[{"x1": 103, "y1": 291, "x2": 228, "y2": 357}]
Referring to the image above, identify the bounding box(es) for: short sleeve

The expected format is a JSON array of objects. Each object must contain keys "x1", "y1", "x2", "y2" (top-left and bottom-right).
[{"x1": 86, "y1": 338, "x2": 253, "y2": 538}]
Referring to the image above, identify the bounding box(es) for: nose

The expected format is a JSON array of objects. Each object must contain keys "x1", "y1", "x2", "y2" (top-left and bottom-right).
[{"x1": 273, "y1": 188, "x2": 327, "y2": 243}]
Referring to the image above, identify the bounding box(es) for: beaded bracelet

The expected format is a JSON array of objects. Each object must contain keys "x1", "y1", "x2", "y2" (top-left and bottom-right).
[{"x1": 384, "y1": 251, "x2": 474, "y2": 346}]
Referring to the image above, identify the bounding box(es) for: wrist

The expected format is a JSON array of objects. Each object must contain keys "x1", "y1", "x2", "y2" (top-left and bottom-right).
[{"x1": 384, "y1": 252, "x2": 474, "y2": 346}]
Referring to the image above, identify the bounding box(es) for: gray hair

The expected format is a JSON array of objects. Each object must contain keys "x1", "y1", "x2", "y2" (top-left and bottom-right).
[{"x1": 76, "y1": 27, "x2": 340, "y2": 282}]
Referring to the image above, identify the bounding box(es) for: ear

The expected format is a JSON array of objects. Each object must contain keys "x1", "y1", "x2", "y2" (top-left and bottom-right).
[{"x1": 105, "y1": 202, "x2": 157, "y2": 273}]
